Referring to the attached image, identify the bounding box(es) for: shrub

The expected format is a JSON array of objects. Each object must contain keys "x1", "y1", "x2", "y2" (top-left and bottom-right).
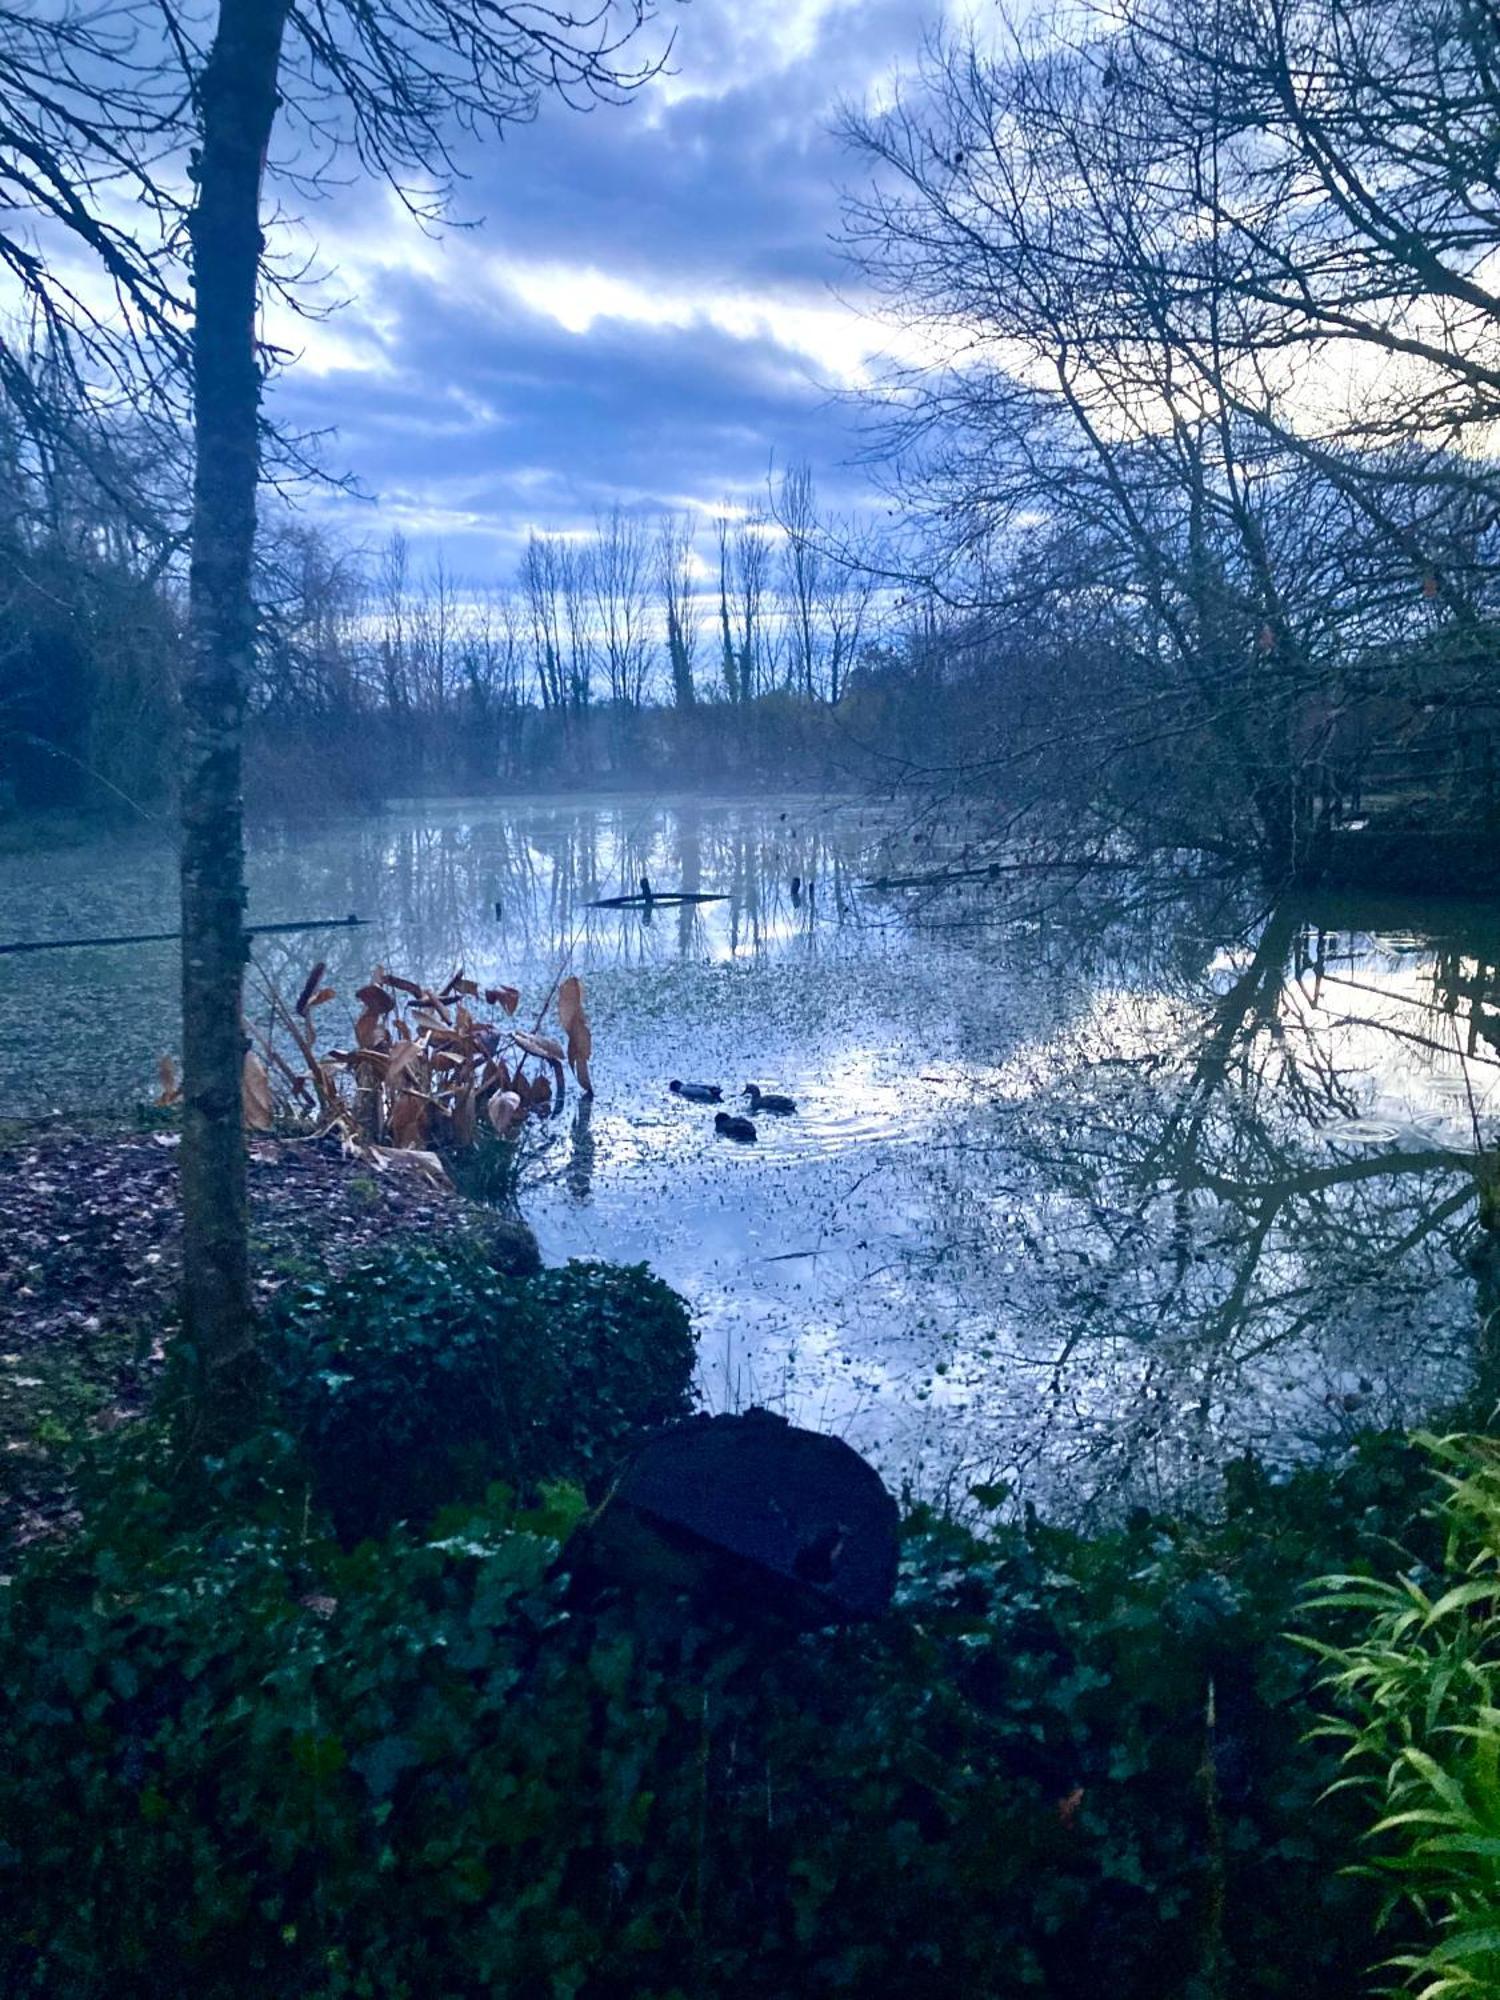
[
  {"x1": 0, "y1": 1428, "x2": 1445, "y2": 2000},
  {"x1": 1307, "y1": 1434, "x2": 1500, "y2": 2000},
  {"x1": 263, "y1": 1240, "x2": 695, "y2": 1541}
]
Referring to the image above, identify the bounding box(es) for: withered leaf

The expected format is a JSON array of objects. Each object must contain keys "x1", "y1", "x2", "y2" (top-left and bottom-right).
[
  {"x1": 389, "y1": 1090, "x2": 431, "y2": 1149},
  {"x1": 353, "y1": 1009, "x2": 388, "y2": 1051},
  {"x1": 485, "y1": 985, "x2": 521, "y2": 1015},
  {"x1": 557, "y1": 976, "x2": 594, "y2": 1096},
  {"x1": 242, "y1": 1053, "x2": 275, "y2": 1132},
  {"x1": 512, "y1": 1029, "x2": 566, "y2": 1064},
  {"x1": 296, "y1": 962, "x2": 328, "y2": 1016},
  {"x1": 375, "y1": 969, "x2": 426, "y2": 1000},
  {"x1": 485, "y1": 1090, "x2": 524, "y2": 1137},
  {"x1": 422, "y1": 1025, "x2": 474, "y2": 1050},
  {"x1": 450, "y1": 1084, "x2": 478, "y2": 1146},
  {"x1": 384, "y1": 1041, "x2": 426, "y2": 1090}
]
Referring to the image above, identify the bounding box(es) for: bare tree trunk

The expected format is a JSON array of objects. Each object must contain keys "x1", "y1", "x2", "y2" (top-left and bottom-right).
[{"x1": 179, "y1": 0, "x2": 291, "y2": 1434}]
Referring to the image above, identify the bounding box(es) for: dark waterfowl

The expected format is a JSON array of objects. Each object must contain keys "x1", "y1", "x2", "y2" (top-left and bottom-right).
[
  {"x1": 670, "y1": 1079, "x2": 723, "y2": 1103},
  {"x1": 714, "y1": 1111, "x2": 758, "y2": 1142},
  {"x1": 743, "y1": 1084, "x2": 797, "y2": 1116},
  {"x1": 1324, "y1": 1376, "x2": 1374, "y2": 1415}
]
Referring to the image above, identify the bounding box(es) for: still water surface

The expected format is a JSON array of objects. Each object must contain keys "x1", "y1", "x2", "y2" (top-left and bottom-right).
[{"x1": 3, "y1": 794, "x2": 1497, "y2": 1515}]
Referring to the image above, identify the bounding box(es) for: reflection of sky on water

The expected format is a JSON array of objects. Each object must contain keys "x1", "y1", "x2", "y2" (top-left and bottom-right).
[{"x1": 2, "y1": 797, "x2": 1497, "y2": 1518}]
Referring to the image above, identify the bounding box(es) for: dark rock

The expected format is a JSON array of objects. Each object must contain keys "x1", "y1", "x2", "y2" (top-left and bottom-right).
[
  {"x1": 482, "y1": 1217, "x2": 543, "y2": 1279},
  {"x1": 590, "y1": 1408, "x2": 900, "y2": 1624}
]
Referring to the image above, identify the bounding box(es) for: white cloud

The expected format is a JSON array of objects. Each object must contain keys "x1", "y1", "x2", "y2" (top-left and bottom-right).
[
  {"x1": 650, "y1": 0, "x2": 870, "y2": 108},
  {"x1": 496, "y1": 256, "x2": 901, "y2": 388}
]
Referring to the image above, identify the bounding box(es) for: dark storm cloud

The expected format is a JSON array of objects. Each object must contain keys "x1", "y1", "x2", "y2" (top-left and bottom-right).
[
  {"x1": 264, "y1": 0, "x2": 927, "y2": 579},
  {"x1": 425, "y1": 0, "x2": 918, "y2": 285}
]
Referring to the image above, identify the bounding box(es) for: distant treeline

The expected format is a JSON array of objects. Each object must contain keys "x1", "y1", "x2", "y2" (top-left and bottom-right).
[
  {"x1": 0, "y1": 421, "x2": 983, "y2": 813},
  {"x1": 4, "y1": 315, "x2": 1499, "y2": 881}
]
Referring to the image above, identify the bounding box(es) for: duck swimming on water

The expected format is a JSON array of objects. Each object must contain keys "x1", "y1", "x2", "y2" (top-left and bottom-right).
[
  {"x1": 670, "y1": 1079, "x2": 723, "y2": 1103},
  {"x1": 714, "y1": 1111, "x2": 758, "y2": 1142},
  {"x1": 743, "y1": 1084, "x2": 797, "y2": 1115}
]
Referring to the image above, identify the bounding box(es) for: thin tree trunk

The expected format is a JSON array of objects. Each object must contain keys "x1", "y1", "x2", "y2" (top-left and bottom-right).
[{"x1": 179, "y1": 0, "x2": 291, "y2": 1434}]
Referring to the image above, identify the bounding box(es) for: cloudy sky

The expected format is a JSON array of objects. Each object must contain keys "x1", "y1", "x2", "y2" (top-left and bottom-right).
[{"x1": 263, "y1": 0, "x2": 934, "y2": 581}]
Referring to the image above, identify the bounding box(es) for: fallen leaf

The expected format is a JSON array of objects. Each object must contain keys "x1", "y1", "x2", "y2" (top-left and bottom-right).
[{"x1": 367, "y1": 1145, "x2": 454, "y2": 1191}]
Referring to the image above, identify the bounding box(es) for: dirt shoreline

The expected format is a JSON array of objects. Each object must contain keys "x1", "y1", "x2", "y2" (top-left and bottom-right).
[{"x1": 0, "y1": 1126, "x2": 529, "y2": 1548}]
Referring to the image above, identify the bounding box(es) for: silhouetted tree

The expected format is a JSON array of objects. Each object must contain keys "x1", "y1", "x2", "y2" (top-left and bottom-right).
[{"x1": 658, "y1": 511, "x2": 699, "y2": 709}]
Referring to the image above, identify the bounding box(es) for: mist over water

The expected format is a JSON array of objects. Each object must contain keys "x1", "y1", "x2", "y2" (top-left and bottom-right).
[{"x1": 4, "y1": 793, "x2": 1496, "y2": 1516}]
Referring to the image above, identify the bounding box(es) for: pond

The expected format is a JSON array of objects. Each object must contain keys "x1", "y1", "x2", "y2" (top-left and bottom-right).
[{"x1": 2, "y1": 793, "x2": 1497, "y2": 1517}]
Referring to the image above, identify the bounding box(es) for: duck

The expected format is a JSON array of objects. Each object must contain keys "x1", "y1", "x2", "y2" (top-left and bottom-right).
[
  {"x1": 743, "y1": 1084, "x2": 797, "y2": 1115},
  {"x1": 714, "y1": 1111, "x2": 758, "y2": 1142},
  {"x1": 1324, "y1": 1376, "x2": 1374, "y2": 1415},
  {"x1": 670, "y1": 1079, "x2": 723, "y2": 1103}
]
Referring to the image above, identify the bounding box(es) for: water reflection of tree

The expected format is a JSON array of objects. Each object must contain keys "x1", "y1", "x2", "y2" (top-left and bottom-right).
[
  {"x1": 932, "y1": 900, "x2": 1497, "y2": 1514},
  {"x1": 223, "y1": 807, "x2": 1500, "y2": 1525},
  {"x1": 256, "y1": 799, "x2": 880, "y2": 982},
  {"x1": 565, "y1": 1096, "x2": 595, "y2": 1204}
]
